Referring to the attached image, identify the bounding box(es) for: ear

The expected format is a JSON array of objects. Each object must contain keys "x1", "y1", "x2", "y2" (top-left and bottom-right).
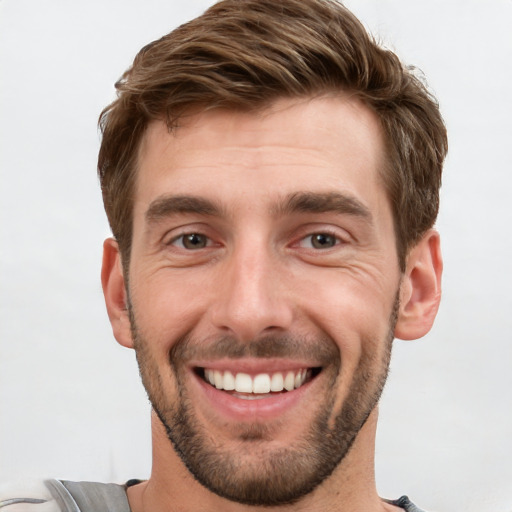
[
  {"x1": 394, "y1": 229, "x2": 443, "y2": 340},
  {"x1": 101, "y1": 237, "x2": 134, "y2": 349}
]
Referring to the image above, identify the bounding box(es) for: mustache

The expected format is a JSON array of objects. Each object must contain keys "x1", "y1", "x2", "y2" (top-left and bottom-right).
[{"x1": 169, "y1": 333, "x2": 340, "y2": 367}]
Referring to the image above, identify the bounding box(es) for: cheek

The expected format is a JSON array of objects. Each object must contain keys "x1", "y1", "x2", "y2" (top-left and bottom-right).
[
  {"x1": 294, "y1": 266, "x2": 397, "y2": 350},
  {"x1": 129, "y1": 270, "x2": 210, "y2": 347}
]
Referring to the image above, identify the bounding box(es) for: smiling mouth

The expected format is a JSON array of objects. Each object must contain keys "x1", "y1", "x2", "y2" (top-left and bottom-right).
[{"x1": 197, "y1": 367, "x2": 322, "y2": 399}]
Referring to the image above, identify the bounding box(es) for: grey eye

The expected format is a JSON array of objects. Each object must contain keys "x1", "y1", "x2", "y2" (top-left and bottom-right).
[{"x1": 310, "y1": 233, "x2": 337, "y2": 249}]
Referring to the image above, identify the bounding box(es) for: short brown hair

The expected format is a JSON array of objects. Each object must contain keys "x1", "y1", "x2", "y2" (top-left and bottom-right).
[{"x1": 98, "y1": 0, "x2": 447, "y2": 271}]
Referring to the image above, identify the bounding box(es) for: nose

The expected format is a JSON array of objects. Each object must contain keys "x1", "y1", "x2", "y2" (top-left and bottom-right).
[{"x1": 209, "y1": 243, "x2": 293, "y2": 342}]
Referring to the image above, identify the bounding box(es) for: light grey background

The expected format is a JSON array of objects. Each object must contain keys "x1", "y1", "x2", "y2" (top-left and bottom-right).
[{"x1": 1, "y1": 1, "x2": 511, "y2": 511}]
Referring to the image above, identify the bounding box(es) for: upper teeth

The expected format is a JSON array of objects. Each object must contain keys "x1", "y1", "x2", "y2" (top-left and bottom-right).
[{"x1": 204, "y1": 369, "x2": 308, "y2": 393}]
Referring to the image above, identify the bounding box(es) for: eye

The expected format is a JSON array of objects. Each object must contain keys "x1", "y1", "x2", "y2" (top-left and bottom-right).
[
  {"x1": 172, "y1": 233, "x2": 210, "y2": 250},
  {"x1": 310, "y1": 233, "x2": 337, "y2": 249},
  {"x1": 300, "y1": 232, "x2": 339, "y2": 249}
]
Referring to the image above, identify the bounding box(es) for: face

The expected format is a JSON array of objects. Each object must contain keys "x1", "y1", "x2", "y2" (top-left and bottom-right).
[{"x1": 125, "y1": 96, "x2": 402, "y2": 505}]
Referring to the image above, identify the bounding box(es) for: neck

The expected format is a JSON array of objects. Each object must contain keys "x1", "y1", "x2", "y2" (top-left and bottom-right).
[{"x1": 127, "y1": 408, "x2": 398, "y2": 512}]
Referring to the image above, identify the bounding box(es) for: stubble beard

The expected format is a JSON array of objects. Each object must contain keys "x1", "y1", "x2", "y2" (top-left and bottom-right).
[{"x1": 130, "y1": 296, "x2": 398, "y2": 507}]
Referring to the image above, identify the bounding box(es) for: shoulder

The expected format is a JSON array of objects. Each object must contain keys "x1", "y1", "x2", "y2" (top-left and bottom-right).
[
  {"x1": 58, "y1": 480, "x2": 131, "y2": 511},
  {"x1": 0, "y1": 480, "x2": 131, "y2": 512},
  {"x1": 384, "y1": 495, "x2": 428, "y2": 512},
  {"x1": 0, "y1": 479, "x2": 73, "y2": 511}
]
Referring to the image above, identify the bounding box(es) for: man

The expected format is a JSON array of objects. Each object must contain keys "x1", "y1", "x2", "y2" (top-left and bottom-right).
[{"x1": 0, "y1": 0, "x2": 446, "y2": 510}]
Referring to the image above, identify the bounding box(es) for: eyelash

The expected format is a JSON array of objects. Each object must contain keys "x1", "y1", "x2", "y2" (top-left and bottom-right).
[
  {"x1": 294, "y1": 230, "x2": 345, "y2": 250},
  {"x1": 167, "y1": 232, "x2": 213, "y2": 250},
  {"x1": 165, "y1": 229, "x2": 346, "y2": 252}
]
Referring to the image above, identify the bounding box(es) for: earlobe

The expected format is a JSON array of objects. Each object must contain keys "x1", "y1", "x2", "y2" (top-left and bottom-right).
[
  {"x1": 101, "y1": 238, "x2": 134, "y2": 349},
  {"x1": 395, "y1": 229, "x2": 443, "y2": 341}
]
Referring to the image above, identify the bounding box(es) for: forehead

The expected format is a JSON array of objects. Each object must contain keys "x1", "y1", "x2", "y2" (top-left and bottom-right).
[{"x1": 135, "y1": 95, "x2": 387, "y2": 213}]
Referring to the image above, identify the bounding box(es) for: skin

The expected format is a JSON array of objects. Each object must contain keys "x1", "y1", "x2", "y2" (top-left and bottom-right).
[{"x1": 102, "y1": 95, "x2": 442, "y2": 512}]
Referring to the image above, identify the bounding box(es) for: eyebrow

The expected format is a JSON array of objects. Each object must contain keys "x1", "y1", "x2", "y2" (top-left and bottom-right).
[
  {"x1": 145, "y1": 195, "x2": 222, "y2": 223},
  {"x1": 275, "y1": 192, "x2": 372, "y2": 222},
  {"x1": 145, "y1": 191, "x2": 372, "y2": 224}
]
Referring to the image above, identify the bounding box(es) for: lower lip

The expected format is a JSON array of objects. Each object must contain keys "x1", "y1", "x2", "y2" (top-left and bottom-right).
[{"x1": 193, "y1": 372, "x2": 315, "y2": 422}]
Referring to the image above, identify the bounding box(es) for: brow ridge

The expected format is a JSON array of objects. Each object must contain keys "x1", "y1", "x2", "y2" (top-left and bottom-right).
[
  {"x1": 145, "y1": 191, "x2": 372, "y2": 224},
  {"x1": 276, "y1": 191, "x2": 372, "y2": 221},
  {"x1": 146, "y1": 195, "x2": 221, "y2": 223}
]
